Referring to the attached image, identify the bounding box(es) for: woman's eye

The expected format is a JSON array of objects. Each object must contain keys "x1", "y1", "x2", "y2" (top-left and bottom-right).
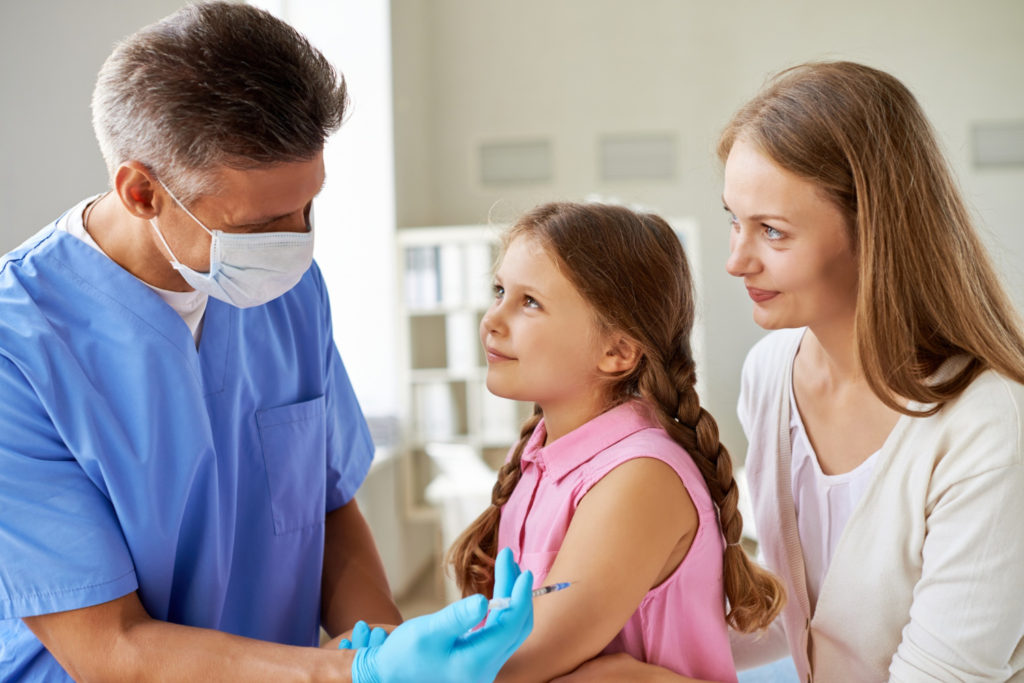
[
  {"x1": 725, "y1": 209, "x2": 739, "y2": 228},
  {"x1": 764, "y1": 225, "x2": 783, "y2": 240},
  {"x1": 492, "y1": 284, "x2": 505, "y2": 299}
]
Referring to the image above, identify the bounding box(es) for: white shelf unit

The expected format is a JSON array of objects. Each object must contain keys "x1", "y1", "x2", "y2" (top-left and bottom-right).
[{"x1": 395, "y1": 226, "x2": 534, "y2": 520}]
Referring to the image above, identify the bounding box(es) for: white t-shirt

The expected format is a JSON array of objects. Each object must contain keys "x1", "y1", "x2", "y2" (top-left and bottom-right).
[
  {"x1": 789, "y1": 379, "x2": 878, "y2": 609},
  {"x1": 58, "y1": 194, "x2": 208, "y2": 344}
]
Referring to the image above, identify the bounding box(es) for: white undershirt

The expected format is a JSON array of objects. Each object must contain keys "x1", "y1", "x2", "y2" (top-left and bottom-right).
[
  {"x1": 789, "y1": 380, "x2": 879, "y2": 610},
  {"x1": 58, "y1": 195, "x2": 208, "y2": 345}
]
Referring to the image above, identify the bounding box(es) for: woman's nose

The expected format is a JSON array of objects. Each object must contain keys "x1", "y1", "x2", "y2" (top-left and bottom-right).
[{"x1": 726, "y1": 228, "x2": 757, "y2": 278}]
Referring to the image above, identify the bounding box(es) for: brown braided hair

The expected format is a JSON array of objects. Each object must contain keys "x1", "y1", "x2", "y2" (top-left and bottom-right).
[{"x1": 446, "y1": 202, "x2": 784, "y2": 631}]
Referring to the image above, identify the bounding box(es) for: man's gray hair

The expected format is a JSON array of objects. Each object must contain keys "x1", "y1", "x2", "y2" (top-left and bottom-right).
[{"x1": 91, "y1": 1, "x2": 347, "y2": 203}]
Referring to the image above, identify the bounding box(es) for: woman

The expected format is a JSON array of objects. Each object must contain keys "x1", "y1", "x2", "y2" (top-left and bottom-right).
[{"x1": 557, "y1": 61, "x2": 1024, "y2": 681}]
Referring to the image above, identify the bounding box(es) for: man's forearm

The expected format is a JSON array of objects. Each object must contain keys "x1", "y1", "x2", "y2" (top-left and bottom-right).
[
  {"x1": 321, "y1": 500, "x2": 402, "y2": 637},
  {"x1": 24, "y1": 593, "x2": 356, "y2": 682}
]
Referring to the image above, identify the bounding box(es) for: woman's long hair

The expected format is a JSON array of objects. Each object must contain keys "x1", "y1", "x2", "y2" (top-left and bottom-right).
[
  {"x1": 446, "y1": 202, "x2": 784, "y2": 632},
  {"x1": 718, "y1": 61, "x2": 1024, "y2": 415}
]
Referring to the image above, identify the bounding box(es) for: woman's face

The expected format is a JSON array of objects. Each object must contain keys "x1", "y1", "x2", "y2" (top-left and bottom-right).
[{"x1": 723, "y1": 138, "x2": 858, "y2": 332}]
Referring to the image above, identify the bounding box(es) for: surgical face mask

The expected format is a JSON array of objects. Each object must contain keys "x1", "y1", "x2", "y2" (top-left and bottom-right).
[{"x1": 148, "y1": 183, "x2": 314, "y2": 308}]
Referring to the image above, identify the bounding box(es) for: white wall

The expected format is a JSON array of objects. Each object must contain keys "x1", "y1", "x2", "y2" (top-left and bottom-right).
[
  {"x1": 390, "y1": 0, "x2": 1024, "y2": 456},
  {"x1": 0, "y1": 0, "x2": 184, "y2": 253}
]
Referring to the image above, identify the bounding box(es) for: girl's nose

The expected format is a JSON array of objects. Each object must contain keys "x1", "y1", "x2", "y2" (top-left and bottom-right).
[{"x1": 480, "y1": 301, "x2": 505, "y2": 336}]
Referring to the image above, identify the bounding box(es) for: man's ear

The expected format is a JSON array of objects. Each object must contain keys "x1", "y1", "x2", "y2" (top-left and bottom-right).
[
  {"x1": 114, "y1": 161, "x2": 159, "y2": 220},
  {"x1": 598, "y1": 335, "x2": 642, "y2": 375}
]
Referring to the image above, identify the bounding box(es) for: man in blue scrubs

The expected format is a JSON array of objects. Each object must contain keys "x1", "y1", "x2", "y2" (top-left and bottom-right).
[{"x1": 0, "y1": 3, "x2": 531, "y2": 681}]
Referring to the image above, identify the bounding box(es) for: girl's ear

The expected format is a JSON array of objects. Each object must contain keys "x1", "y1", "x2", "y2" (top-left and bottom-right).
[{"x1": 598, "y1": 335, "x2": 642, "y2": 375}]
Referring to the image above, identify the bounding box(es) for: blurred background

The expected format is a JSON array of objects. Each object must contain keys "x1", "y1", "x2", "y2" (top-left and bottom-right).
[{"x1": 3, "y1": 2, "x2": 1022, "y2": 676}]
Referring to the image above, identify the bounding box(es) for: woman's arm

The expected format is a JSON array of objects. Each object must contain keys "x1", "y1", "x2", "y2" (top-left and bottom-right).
[
  {"x1": 496, "y1": 457, "x2": 697, "y2": 682},
  {"x1": 889, "y1": 462, "x2": 1024, "y2": 681}
]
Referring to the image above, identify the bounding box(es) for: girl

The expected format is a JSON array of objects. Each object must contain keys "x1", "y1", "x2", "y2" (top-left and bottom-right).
[
  {"x1": 564, "y1": 61, "x2": 1024, "y2": 682},
  {"x1": 447, "y1": 202, "x2": 784, "y2": 682}
]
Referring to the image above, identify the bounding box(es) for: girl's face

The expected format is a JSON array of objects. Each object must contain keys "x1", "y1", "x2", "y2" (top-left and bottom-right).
[
  {"x1": 480, "y1": 235, "x2": 611, "y2": 427},
  {"x1": 723, "y1": 138, "x2": 858, "y2": 332}
]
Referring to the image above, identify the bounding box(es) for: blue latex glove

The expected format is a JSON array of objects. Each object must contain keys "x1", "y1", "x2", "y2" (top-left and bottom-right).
[
  {"x1": 352, "y1": 547, "x2": 533, "y2": 683},
  {"x1": 486, "y1": 545, "x2": 521, "y2": 627},
  {"x1": 338, "y1": 621, "x2": 389, "y2": 650}
]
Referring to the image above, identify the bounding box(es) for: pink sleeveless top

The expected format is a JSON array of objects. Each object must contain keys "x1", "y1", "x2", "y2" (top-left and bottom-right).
[{"x1": 497, "y1": 401, "x2": 737, "y2": 682}]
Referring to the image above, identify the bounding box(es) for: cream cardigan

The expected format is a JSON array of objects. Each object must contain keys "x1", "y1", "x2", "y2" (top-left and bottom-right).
[{"x1": 733, "y1": 329, "x2": 1024, "y2": 682}]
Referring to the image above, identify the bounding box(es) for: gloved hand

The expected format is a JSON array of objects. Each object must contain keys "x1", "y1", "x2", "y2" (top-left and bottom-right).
[
  {"x1": 351, "y1": 547, "x2": 533, "y2": 683},
  {"x1": 485, "y1": 545, "x2": 522, "y2": 626},
  {"x1": 338, "y1": 620, "x2": 389, "y2": 650}
]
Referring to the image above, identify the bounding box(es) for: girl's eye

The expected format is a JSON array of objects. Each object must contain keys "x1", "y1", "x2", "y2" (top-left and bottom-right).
[
  {"x1": 763, "y1": 225, "x2": 783, "y2": 241},
  {"x1": 524, "y1": 295, "x2": 540, "y2": 309},
  {"x1": 492, "y1": 283, "x2": 505, "y2": 300}
]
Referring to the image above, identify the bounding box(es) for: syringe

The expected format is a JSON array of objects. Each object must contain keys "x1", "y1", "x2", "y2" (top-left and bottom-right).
[{"x1": 488, "y1": 581, "x2": 571, "y2": 611}]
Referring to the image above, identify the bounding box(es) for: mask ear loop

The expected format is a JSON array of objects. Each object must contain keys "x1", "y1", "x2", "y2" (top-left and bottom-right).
[
  {"x1": 159, "y1": 182, "x2": 215, "y2": 237},
  {"x1": 150, "y1": 181, "x2": 219, "y2": 273},
  {"x1": 148, "y1": 217, "x2": 187, "y2": 269}
]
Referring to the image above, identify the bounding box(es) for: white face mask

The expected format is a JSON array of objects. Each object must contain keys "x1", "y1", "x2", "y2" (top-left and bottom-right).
[{"x1": 148, "y1": 183, "x2": 315, "y2": 308}]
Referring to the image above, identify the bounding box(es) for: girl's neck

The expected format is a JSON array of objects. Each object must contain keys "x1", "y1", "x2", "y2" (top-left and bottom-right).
[{"x1": 540, "y1": 395, "x2": 615, "y2": 446}]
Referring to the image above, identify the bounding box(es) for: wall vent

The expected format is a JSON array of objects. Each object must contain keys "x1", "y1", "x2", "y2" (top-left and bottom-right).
[
  {"x1": 973, "y1": 121, "x2": 1024, "y2": 167},
  {"x1": 600, "y1": 133, "x2": 676, "y2": 181},
  {"x1": 479, "y1": 139, "x2": 552, "y2": 184}
]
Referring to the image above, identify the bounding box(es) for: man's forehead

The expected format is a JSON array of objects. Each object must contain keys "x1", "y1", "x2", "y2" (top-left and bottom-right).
[{"x1": 197, "y1": 154, "x2": 325, "y2": 224}]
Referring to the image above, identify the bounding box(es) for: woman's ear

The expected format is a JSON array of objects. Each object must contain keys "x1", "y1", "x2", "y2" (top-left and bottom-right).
[{"x1": 598, "y1": 335, "x2": 642, "y2": 375}]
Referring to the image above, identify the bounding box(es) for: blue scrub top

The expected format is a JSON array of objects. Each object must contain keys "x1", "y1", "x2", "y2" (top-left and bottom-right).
[{"x1": 0, "y1": 214, "x2": 374, "y2": 680}]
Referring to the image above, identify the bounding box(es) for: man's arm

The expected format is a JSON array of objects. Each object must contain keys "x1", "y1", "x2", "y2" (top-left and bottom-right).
[
  {"x1": 24, "y1": 592, "x2": 356, "y2": 682},
  {"x1": 321, "y1": 499, "x2": 402, "y2": 638}
]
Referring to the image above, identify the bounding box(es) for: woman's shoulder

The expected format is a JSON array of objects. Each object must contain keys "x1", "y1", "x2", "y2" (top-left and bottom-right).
[
  {"x1": 935, "y1": 367, "x2": 1024, "y2": 426},
  {"x1": 911, "y1": 367, "x2": 1024, "y2": 474}
]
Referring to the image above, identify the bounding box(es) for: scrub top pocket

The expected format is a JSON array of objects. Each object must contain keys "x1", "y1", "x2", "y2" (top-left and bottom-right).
[{"x1": 256, "y1": 396, "x2": 327, "y2": 535}]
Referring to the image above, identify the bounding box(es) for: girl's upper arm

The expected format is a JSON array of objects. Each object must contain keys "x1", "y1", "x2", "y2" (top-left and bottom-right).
[{"x1": 497, "y1": 456, "x2": 698, "y2": 683}]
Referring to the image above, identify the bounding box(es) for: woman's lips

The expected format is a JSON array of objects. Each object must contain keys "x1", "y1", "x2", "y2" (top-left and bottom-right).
[
  {"x1": 485, "y1": 346, "x2": 514, "y2": 362},
  {"x1": 746, "y1": 287, "x2": 779, "y2": 303}
]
